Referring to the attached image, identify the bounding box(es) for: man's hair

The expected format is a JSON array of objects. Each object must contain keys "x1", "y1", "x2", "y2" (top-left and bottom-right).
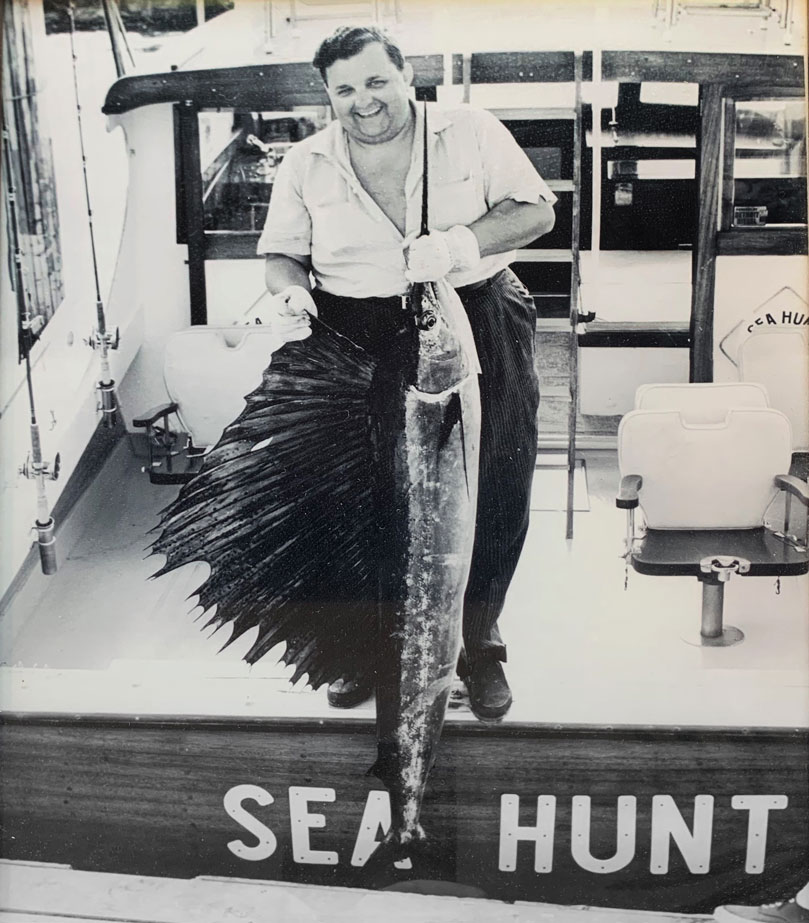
[{"x1": 312, "y1": 26, "x2": 405, "y2": 83}]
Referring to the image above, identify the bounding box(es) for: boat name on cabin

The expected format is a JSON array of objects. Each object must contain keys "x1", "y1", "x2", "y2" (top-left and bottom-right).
[
  {"x1": 223, "y1": 784, "x2": 787, "y2": 875},
  {"x1": 747, "y1": 309, "x2": 809, "y2": 333}
]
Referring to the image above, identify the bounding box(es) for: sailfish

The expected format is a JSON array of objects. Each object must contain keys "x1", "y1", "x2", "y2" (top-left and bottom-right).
[{"x1": 150, "y1": 105, "x2": 482, "y2": 869}]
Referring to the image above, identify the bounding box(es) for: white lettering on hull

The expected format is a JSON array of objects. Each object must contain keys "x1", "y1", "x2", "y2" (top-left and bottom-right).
[{"x1": 223, "y1": 785, "x2": 789, "y2": 874}]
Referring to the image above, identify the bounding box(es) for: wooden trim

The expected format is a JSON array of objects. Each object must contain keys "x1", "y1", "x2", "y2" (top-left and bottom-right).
[
  {"x1": 172, "y1": 105, "x2": 188, "y2": 245},
  {"x1": 103, "y1": 57, "x2": 445, "y2": 114},
  {"x1": 451, "y1": 51, "x2": 593, "y2": 84},
  {"x1": 1, "y1": 717, "x2": 807, "y2": 911},
  {"x1": 205, "y1": 232, "x2": 261, "y2": 260},
  {"x1": 724, "y1": 85, "x2": 807, "y2": 100},
  {"x1": 691, "y1": 84, "x2": 724, "y2": 383},
  {"x1": 1, "y1": 710, "x2": 806, "y2": 739},
  {"x1": 579, "y1": 324, "x2": 690, "y2": 348},
  {"x1": 720, "y1": 97, "x2": 736, "y2": 232},
  {"x1": 176, "y1": 101, "x2": 207, "y2": 326},
  {"x1": 716, "y1": 227, "x2": 809, "y2": 256},
  {"x1": 601, "y1": 51, "x2": 805, "y2": 88}
]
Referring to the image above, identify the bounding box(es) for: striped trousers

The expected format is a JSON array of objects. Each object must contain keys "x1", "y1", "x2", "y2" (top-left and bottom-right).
[{"x1": 313, "y1": 268, "x2": 539, "y2": 667}]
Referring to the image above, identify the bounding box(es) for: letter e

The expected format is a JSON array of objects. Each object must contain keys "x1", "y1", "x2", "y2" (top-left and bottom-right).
[{"x1": 289, "y1": 786, "x2": 338, "y2": 865}]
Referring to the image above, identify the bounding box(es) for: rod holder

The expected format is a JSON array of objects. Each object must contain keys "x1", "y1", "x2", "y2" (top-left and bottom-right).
[
  {"x1": 35, "y1": 517, "x2": 57, "y2": 575},
  {"x1": 98, "y1": 379, "x2": 118, "y2": 427}
]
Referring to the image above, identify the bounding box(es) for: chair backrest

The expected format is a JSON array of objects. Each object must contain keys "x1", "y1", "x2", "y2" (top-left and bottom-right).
[
  {"x1": 738, "y1": 329, "x2": 809, "y2": 452},
  {"x1": 163, "y1": 326, "x2": 284, "y2": 450},
  {"x1": 618, "y1": 407, "x2": 793, "y2": 530},
  {"x1": 634, "y1": 382, "x2": 770, "y2": 423}
]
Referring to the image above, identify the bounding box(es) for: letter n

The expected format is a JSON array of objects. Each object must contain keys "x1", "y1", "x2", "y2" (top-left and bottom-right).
[
  {"x1": 499, "y1": 795, "x2": 556, "y2": 872},
  {"x1": 650, "y1": 795, "x2": 713, "y2": 874}
]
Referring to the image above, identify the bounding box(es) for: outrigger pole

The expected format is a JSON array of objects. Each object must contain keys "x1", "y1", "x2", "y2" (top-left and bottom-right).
[
  {"x1": 3, "y1": 125, "x2": 60, "y2": 575},
  {"x1": 67, "y1": 0, "x2": 120, "y2": 428}
]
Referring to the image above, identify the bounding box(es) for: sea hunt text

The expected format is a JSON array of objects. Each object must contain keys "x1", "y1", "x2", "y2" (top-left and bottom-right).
[{"x1": 223, "y1": 785, "x2": 787, "y2": 874}]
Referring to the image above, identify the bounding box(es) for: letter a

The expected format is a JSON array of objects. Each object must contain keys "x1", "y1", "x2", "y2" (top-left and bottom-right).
[{"x1": 351, "y1": 791, "x2": 411, "y2": 870}]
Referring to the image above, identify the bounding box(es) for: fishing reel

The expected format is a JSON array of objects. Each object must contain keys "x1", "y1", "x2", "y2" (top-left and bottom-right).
[
  {"x1": 19, "y1": 451, "x2": 61, "y2": 482},
  {"x1": 86, "y1": 326, "x2": 120, "y2": 352}
]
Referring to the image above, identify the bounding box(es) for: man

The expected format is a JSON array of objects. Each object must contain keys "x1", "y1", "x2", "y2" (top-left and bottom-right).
[{"x1": 256, "y1": 25, "x2": 556, "y2": 721}]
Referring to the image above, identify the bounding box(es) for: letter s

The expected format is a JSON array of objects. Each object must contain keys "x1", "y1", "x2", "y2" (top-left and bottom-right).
[{"x1": 224, "y1": 784, "x2": 277, "y2": 861}]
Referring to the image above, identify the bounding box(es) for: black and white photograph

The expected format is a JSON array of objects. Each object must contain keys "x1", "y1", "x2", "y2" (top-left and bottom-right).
[{"x1": 0, "y1": 0, "x2": 807, "y2": 920}]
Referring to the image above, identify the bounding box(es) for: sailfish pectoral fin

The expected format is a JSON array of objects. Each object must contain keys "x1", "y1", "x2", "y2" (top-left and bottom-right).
[{"x1": 437, "y1": 390, "x2": 471, "y2": 497}]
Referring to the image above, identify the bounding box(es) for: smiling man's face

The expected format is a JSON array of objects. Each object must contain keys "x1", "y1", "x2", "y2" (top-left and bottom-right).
[{"x1": 324, "y1": 41, "x2": 414, "y2": 145}]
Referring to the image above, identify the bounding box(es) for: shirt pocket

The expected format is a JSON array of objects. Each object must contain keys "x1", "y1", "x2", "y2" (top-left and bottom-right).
[
  {"x1": 430, "y1": 170, "x2": 484, "y2": 230},
  {"x1": 311, "y1": 199, "x2": 385, "y2": 256}
]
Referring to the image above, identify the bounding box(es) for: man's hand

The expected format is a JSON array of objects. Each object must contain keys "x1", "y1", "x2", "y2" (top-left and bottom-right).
[
  {"x1": 404, "y1": 225, "x2": 481, "y2": 283},
  {"x1": 254, "y1": 285, "x2": 317, "y2": 340}
]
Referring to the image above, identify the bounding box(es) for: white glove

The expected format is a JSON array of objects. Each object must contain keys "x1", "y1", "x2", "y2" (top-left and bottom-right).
[
  {"x1": 266, "y1": 285, "x2": 317, "y2": 341},
  {"x1": 404, "y1": 225, "x2": 481, "y2": 283}
]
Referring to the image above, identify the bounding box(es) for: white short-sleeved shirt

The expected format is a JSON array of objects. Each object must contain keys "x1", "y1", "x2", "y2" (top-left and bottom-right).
[{"x1": 257, "y1": 101, "x2": 557, "y2": 298}]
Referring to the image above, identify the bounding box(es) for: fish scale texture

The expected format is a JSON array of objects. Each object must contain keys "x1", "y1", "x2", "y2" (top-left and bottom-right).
[{"x1": 151, "y1": 319, "x2": 379, "y2": 689}]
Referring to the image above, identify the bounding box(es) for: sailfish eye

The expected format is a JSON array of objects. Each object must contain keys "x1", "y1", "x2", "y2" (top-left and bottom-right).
[{"x1": 416, "y1": 311, "x2": 437, "y2": 330}]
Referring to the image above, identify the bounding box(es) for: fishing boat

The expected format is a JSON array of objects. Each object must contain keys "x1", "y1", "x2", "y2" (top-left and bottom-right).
[{"x1": 1, "y1": 0, "x2": 807, "y2": 917}]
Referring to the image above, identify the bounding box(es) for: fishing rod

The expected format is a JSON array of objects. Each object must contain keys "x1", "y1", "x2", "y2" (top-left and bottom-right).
[
  {"x1": 67, "y1": 0, "x2": 120, "y2": 428},
  {"x1": 3, "y1": 125, "x2": 60, "y2": 575}
]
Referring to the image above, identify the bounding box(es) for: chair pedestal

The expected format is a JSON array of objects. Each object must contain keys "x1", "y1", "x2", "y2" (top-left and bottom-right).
[{"x1": 698, "y1": 579, "x2": 745, "y2": 647}]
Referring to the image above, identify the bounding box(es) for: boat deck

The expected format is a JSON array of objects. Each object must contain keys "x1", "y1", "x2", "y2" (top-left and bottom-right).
[
  {"x1": 2, "y1": 438, "x2": 806, "y2": 729},
  {"x1": 0, "y1": 860, "x2": 709, "y2": 923}
]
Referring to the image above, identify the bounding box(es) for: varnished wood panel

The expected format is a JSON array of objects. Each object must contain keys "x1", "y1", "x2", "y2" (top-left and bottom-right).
[
  {"x1": 176, "y1": 102, "x2": 207, "y2": 326},
  {"x1": 716, "y1": 228, "x2": 809, "y2": 256},
  {"x1": 602, "y1": 52, "x2": 805, "y2": 88},
  {"x1": 450, "y1": 52, "x2": 593, "y2": 85},
  {"x1": 1, "y1": 716, "x2": 806, "y2": 914},
  {"x1": 103, "y1": 57, "x2": 445, "y2": 115},
  {"x1": 691, "y1": 84, "x2": 724, "y2": 383}
]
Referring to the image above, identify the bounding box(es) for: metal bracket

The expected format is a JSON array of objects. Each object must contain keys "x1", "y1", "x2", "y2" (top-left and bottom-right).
[{"x1": 699, "y1": 555, "x2": 751, "y2": 582}]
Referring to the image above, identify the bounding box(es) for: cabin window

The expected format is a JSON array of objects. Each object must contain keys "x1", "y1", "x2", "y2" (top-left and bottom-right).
[
  {"x1": 198, "y1": 108, "x2": 329, "y2": 237},
  {"x1": 2, "y1": 0, "x2": 64, "y2": 332},
  {"x1": 732, "y1": 99, "x2": 807, "y2": 228}
]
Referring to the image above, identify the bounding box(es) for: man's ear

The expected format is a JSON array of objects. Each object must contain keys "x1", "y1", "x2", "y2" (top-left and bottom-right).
[{"x1": 402, "y1": 62, "x2": 414, "y2": 86}]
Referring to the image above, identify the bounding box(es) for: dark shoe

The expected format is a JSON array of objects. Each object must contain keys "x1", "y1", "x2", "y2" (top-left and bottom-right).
[
  {"x1": 327, "y1": 675, "x2": 374, "y2": 709},
  {"x1": 463, "y1": 659, "x2": 512, "y2": 721}
]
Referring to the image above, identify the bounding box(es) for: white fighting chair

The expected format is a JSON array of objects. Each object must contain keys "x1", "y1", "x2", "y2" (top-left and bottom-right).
[
  {"x1": 134, "y1": 326, "x2": 284, "y2": 484},
  {"x1": 617, "y1": 383, "x2": 809, "y2": 646}
]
